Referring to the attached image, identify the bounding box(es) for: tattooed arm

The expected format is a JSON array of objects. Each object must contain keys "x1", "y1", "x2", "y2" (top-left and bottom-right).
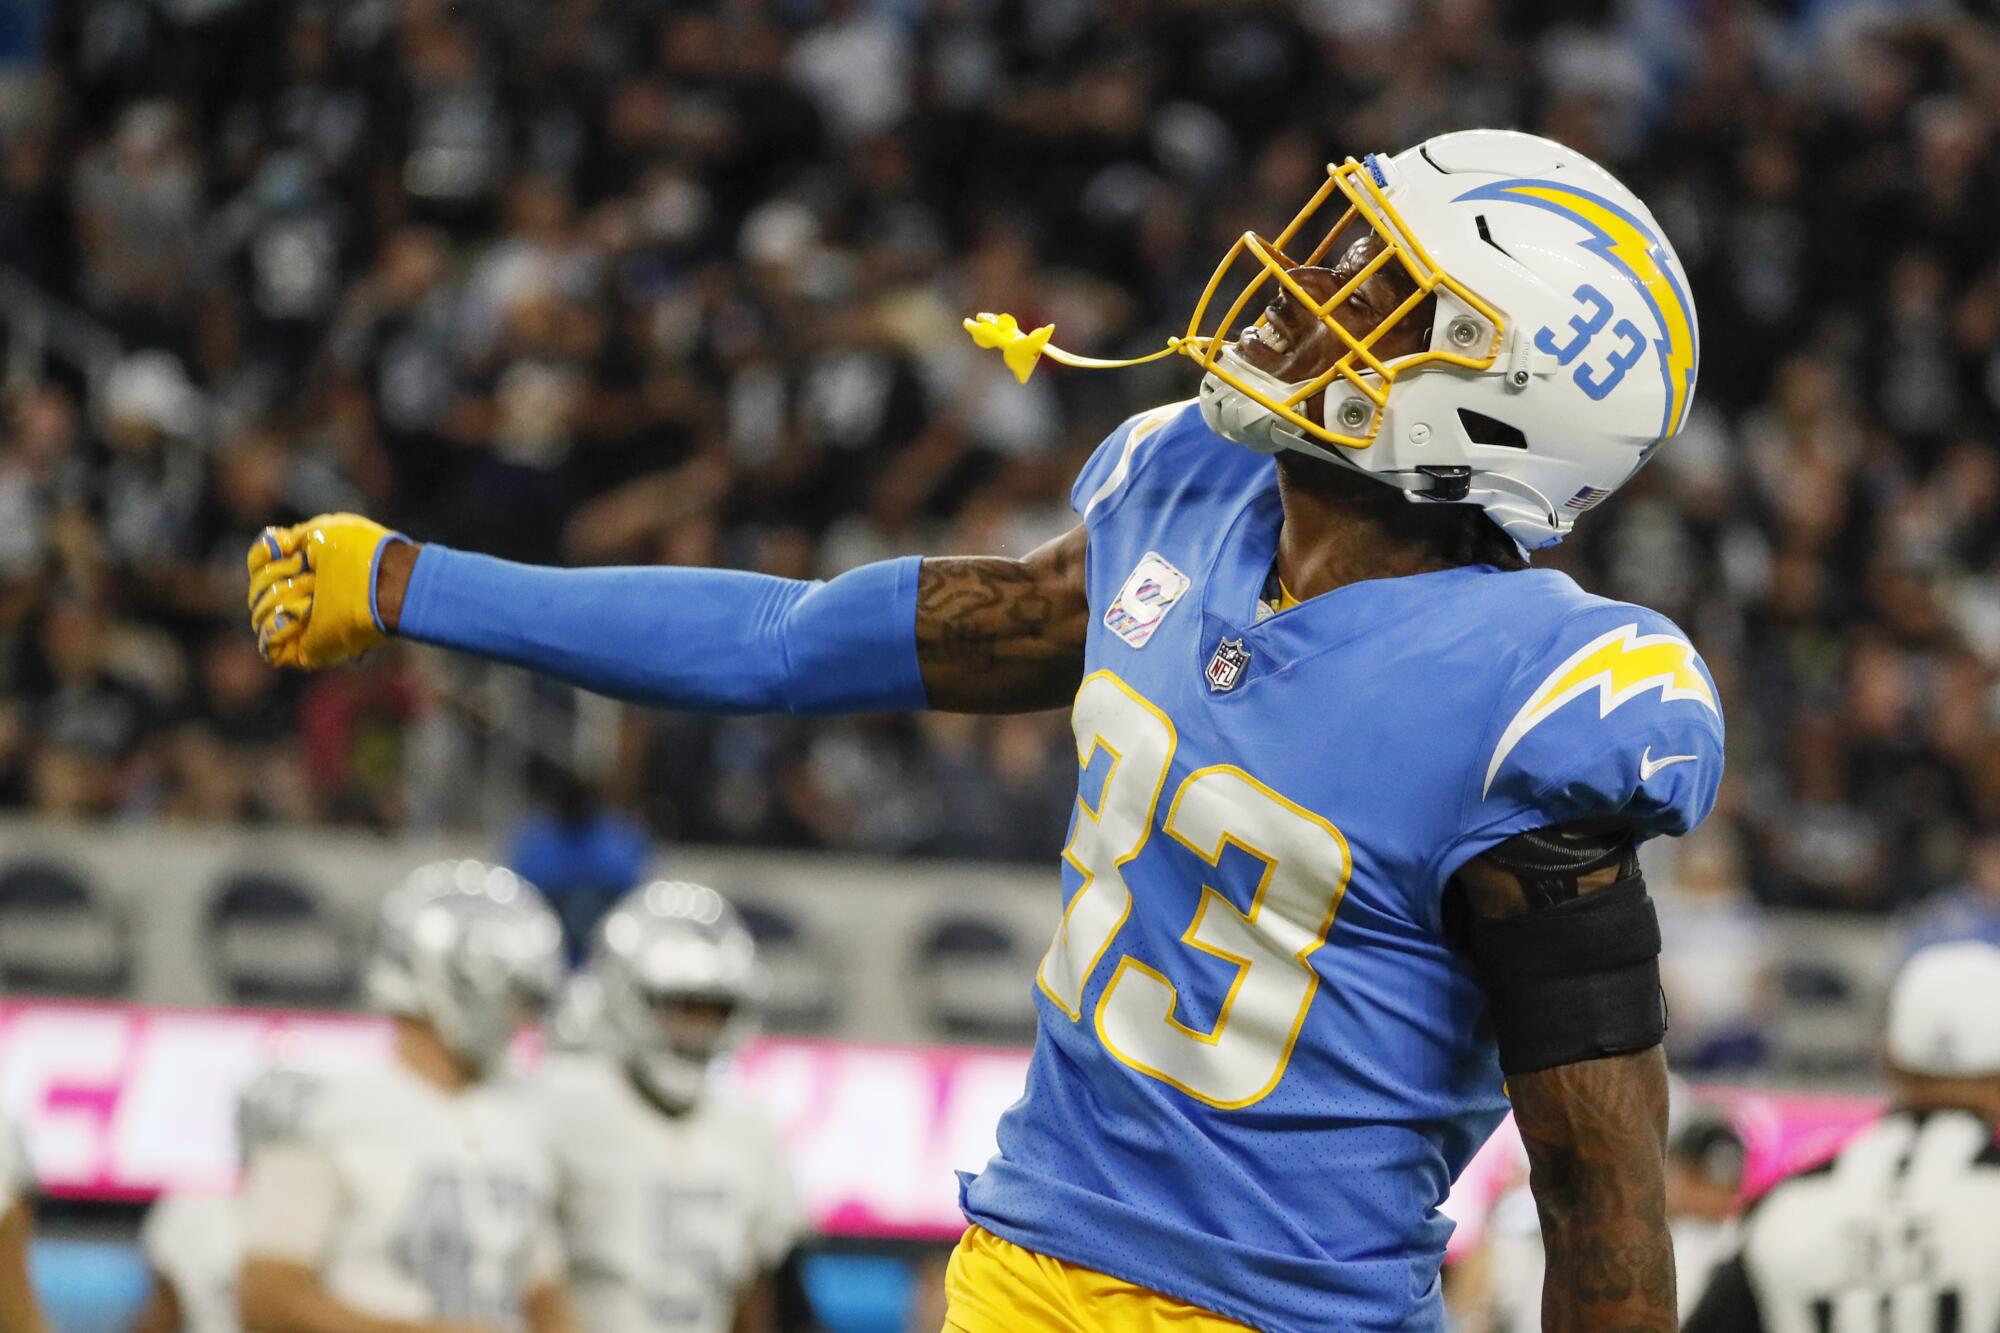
[
  {"x1": 1457, "y1": 842, "x2": 1678, "y2": 1333},
  {"x1": 1510, "y1": 1049, "x2": 1675, "y2": 1332},
  {"x1": 914, "y1": 526, "x2": 1090, "y2": 713},
  {"x1": 368, "y1": 527, "x2": 1090, "y2": 715}
]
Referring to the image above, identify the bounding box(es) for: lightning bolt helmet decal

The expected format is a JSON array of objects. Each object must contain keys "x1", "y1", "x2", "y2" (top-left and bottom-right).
[{"x1": 1453, "y1": 178, "x2": 1700, "y2": 441}]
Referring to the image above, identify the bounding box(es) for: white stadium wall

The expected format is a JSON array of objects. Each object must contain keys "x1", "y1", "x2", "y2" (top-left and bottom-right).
[
  {"x1": 0, "y1": 818, "x2": 1899, "y2": 1066},
  {"x1": 0, "y1": 818, "x2": 1059, "y2": 1044}
]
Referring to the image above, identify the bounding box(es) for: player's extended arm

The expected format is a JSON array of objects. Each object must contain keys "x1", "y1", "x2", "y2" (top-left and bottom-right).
[
  {"x1": 520, "y1": 1280, "x2": 579, "y2": 1333},
  {"x1": 734, "y1": 1246, "x2": 821, "y2": 1333},
  {"x1": 239, "y1": 1259, "x2": 498, "y2": 1333},
  {"x1": 904, "y1": 529, "x2": 1090, "y2": 712},
  {"x1": 1456, "y1": 830, "x2": 1677, "y2": 1333},
  {"x1": 247, "y1": 515, "x2": 1088, "y2": 715},
  {"x1": 729, "y1": 1272, "x2": 777, "y2": 1333},
  {"x1": 125, "y1": 1273, "x2": 182, "y2": 1333},
  {"x1": 0, "y1": 1200, "x2": 50, "y2": 1333}
]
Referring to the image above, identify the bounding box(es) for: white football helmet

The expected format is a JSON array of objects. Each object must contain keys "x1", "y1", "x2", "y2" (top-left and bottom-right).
[
  {"x1": 588, "y1": 880, "x2": 765, "y2": 1112},
  {"x1": 1186, "y1": 128, "x2": 1699, "y2": 549},
  {"x1": 365, "y1": 860, "x2": 565, "y2": 1075}
]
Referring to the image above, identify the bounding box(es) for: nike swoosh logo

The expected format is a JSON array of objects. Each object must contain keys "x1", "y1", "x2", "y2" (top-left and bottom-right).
[{"x1": 1639, "y1": 747, "x2": 1698, "y2": 781}]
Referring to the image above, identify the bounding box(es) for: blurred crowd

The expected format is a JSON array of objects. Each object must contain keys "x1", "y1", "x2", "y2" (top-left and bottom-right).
[{"x1": 3, "y1": 0, "x2": 2000, "y2": 961}]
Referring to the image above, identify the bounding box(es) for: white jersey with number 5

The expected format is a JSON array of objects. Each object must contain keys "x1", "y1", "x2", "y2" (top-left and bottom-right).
[
  {"x1": 533, "y1": 1054, "x2": 804, "y2": 1333},
  {"x1": 241, "y1": 1060, "x2": 562, "y2": 1328}
]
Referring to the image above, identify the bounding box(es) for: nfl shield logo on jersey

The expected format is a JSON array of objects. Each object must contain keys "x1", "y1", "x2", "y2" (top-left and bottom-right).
[{"x1": 1205, "y1": 637, "x2": 1251, "y2": 692}]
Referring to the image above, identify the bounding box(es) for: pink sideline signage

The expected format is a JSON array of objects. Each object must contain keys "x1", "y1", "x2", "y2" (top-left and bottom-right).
[
  {"x1": 0, "y1": 999, "x2": 1888, "y2": 1242},
  {"x1": 0, "y1": 999, "x2": 1026, "y2": 1236},
  {"x1": 0, "y1": 1000, "x2": 392, "y2": 1201}
]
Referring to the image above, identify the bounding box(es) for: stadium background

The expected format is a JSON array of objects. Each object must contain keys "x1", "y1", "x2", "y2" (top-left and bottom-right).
[{"x1": 2, "y1": 0, "x2": 1999, "y2": 1327}]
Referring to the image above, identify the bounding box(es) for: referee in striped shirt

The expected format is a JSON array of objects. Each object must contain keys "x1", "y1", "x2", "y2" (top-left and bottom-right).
[{"x1": 1685, "y1": 941, "x2": 2000, "y2": 1333}]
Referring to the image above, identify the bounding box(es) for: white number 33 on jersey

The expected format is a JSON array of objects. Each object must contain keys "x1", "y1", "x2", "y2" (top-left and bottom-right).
[{"x1": 1038, "y1": 672, "x2": 1351, "y2": 1109}]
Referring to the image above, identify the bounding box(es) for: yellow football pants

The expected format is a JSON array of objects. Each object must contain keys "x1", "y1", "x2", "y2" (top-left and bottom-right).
[{"x1": 941, "y1": 1225, "x2": 1253, "y2": 1332}]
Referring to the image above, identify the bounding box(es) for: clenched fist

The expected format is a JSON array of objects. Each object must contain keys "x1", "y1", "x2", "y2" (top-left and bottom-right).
[{"x1": 246, "y1": 513, "x2": 403, "y2": 669}]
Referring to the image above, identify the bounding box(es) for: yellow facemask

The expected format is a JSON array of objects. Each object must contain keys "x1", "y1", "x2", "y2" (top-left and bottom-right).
[{"x1": 964, "y1": 157, "x2": 1508, "y2": 450}]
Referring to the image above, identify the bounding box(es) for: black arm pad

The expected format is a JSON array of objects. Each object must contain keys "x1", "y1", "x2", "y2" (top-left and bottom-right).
[
  {"x1": 1463, "y1": 874, "x2": 1665, "y2": 1075},
  {"x1": 1477, "y1": 825, "x2": 1638, "y2": 909}
]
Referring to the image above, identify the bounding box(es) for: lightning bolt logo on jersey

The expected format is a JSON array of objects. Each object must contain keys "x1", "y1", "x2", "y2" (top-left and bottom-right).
[
  {"x1": 957, "y1": 403, "x2": 1723, "y2": 1333},
  {"x1": 1483, "y1": 622, "x2": 1716, "y2": 796}
]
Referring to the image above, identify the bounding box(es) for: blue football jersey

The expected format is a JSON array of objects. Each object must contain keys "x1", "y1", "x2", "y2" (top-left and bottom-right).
[{"x1": 958, "y1": 401, "x2": 1724, "y2": 1332}]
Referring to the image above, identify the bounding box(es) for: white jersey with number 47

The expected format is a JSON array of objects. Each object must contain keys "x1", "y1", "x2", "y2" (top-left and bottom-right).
[
  {"x1": 532, "y1": 1054, "x2": 805, "y2": 1333},
  {"x1": 241, "y1": 1060, "x2": 562, "y2": 1329}
]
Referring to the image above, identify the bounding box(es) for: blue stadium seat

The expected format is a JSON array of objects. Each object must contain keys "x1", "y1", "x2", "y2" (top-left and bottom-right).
[
  {"x1": 205, "y1": 872, "x2": 357, "y2": 1009},
  {"x1": 735, "y1": 900, "x2": 840, "y2": 1034},
  {"x1": 912, "y1": 916, "x2": 1036, "y2": 1045}
]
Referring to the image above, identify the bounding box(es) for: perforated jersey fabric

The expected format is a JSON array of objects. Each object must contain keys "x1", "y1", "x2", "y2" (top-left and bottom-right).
[{"x1": 958, "y1": 401, "x2": 1723, "y2": 1332}]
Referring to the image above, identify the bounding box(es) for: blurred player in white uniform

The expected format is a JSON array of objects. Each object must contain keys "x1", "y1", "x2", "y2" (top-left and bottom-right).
[
  {"x1": 0, "y1": 1116, "x2": 49, "y2": 1333},
  {"x1": 238, "y1": 860, "x2": 577, "y2": 1333},
  {"x1": 534, "y1": 881, "x2": 808, "y2": 1333},
  {"x1": 1686, "y1": 941, "x2": 2000, "y2": 1333},
  {"x1": 130, "y1": 1065, "x2": 318, "y2": 1333}
]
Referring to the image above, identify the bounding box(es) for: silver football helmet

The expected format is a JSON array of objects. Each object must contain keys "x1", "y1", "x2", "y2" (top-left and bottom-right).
[
  {"x1": 589, "y1": 880, "x2": 766, "y2": 1111},
  {"x1": 365, "y1": 860, "x2": 565, "y2": 1075}
]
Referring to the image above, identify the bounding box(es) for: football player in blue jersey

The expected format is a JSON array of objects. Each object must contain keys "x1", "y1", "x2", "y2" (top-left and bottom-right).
[{"x1": 248, "y1": 129, "x2": 1721, "y2": 1332}]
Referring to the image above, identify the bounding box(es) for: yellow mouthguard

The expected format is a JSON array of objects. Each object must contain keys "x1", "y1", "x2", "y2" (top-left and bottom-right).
[{"x1": 962, "y1": 312, "x2": 1184, "y2": 384}]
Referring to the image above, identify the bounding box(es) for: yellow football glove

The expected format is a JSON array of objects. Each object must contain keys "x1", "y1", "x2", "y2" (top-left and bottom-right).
[{"x1": 246, "y1": 513, "x2": 401, "y2": 669}]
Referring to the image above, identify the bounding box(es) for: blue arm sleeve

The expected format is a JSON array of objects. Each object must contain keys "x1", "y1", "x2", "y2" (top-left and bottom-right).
[{"x1": 395, "y1": 546, "x2": 929, "y2": 715}]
